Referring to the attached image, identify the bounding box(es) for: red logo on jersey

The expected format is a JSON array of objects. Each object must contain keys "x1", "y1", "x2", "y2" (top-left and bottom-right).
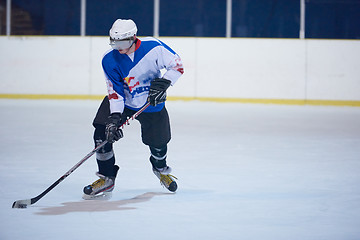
[
  {"x1": 174, "y1": 58, "x2": 184, "y2": 74},
  {"x1": 108, "y1": 93, "x2": 119, "y2": 100},
  {"x1": 124, "y1": 77, "x2": 135, "y2": 85},
  {"x1": 124, "y1": 77, "x2": 140, "y2": 92}
]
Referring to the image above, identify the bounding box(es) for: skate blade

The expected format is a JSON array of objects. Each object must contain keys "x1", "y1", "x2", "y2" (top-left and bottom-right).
[{"x1": 82, "y1": 192, "x2": 112, "y2": 200}]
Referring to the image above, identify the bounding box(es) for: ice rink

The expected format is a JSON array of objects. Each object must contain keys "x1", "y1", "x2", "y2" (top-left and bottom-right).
[{"x1": 1, "y1": 99, "x2": 360, "y2": 240}]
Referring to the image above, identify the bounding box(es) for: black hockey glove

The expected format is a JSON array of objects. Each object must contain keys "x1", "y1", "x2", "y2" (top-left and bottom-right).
[
  {"x1": 105, "y1": 113, "x2": 124, "y2": 143},
  {"x1": 148, "y1": 78, "x2": 172, "y2": 106}
]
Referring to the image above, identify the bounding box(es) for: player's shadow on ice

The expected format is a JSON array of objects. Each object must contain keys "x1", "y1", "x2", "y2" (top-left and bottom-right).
[{"x1": 35, "y1": 192, "x2": 173, "y2": 215}]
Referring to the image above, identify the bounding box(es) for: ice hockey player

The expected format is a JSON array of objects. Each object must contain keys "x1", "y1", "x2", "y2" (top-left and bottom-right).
[{"x1": 83, "y1": 19, "x2": 184, "y2": 199}]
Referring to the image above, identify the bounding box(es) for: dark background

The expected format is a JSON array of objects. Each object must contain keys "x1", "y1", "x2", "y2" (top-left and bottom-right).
[{"x1": 1, "y1": 0, "x2": 359, "y2": 39}]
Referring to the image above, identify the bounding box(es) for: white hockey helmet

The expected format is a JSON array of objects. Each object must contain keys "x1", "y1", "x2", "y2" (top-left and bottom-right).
[{"x1": 109, "y1": 19, "x2": 137, "y2": 50}]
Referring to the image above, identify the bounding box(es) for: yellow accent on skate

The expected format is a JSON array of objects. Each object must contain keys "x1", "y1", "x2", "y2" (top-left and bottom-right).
[
  {"x1": 91, "y1": 178, "x2": 106, "y2": 189},
  {"x1": 159, "y1": 174, "x2": 177, "y2": 188}
]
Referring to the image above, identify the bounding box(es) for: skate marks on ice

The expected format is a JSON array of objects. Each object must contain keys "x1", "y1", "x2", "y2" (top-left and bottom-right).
[{"x1": 35, "y1": 192, "x2": 173, "y2": 215}]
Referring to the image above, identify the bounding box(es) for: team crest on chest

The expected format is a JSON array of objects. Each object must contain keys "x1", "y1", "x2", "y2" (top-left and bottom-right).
[{"x1": 123, "y1": 77, "x2": 140, "y2": 92}]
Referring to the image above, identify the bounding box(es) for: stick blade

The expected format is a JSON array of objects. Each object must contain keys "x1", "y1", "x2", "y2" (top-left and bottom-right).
[{"x1": 12, "y1": 199, "x2": 31, "y2": 209}]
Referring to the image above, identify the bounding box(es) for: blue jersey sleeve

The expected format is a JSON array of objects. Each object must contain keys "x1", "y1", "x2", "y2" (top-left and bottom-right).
[{"x1": 102, "y1": 51, "x2": 126, "y2": 99}]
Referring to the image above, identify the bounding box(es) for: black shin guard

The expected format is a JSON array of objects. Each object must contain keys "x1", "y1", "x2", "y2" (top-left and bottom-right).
[
  {"x1": 97, "y1": 156, "x2": 117, "y2": 177},
  {"x1": 149, "y1": 145, "x2": 167, "y2": 169},
  {"x1": 94, "y1": 125, "x2": 117, "y2": 177}
]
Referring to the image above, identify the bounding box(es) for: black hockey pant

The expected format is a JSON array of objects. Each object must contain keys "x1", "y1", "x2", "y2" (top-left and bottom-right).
[{"x1": 92, "y1": 96, "x2": 171, "y2": 176}]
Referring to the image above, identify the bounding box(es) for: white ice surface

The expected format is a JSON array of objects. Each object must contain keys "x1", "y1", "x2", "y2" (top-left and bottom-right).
[{"x1": 1, "y1": 99, "x2": 360, "y2": 240}]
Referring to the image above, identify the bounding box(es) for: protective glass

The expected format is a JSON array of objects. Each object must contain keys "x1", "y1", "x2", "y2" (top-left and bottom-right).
[{"x1": 109, "y1": 37, "x2": 134, "y2": 50}]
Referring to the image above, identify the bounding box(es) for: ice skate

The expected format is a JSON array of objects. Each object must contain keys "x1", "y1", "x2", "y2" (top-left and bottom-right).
[
  {"x1": 152, "y1": 166, "x2": 178, "y2": 192},
  {"x1": 83, "y1": 165, "x2": 119, "y2": 200}
]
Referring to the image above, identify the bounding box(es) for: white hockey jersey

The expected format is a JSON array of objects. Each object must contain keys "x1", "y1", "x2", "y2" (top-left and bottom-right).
[{"x1": 102, "y1": 37, "x2": 184, "y2": 113}]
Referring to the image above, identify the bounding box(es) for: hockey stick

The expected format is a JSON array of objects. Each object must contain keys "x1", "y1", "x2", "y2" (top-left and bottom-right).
[{"x1": 12, "y1": 102, "x2": 151, "y2": 209}]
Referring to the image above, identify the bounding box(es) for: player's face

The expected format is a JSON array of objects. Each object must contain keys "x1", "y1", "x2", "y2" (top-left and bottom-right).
[
  {"x1": 118, "y1": 47, "x2": 131, "y2": 54},
  {"x1": 118, "y1": 43, "x2": 136, "y2": 54},
  {"x1": 109, "y1": 37, "x2": 134, "y2": 51}
]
